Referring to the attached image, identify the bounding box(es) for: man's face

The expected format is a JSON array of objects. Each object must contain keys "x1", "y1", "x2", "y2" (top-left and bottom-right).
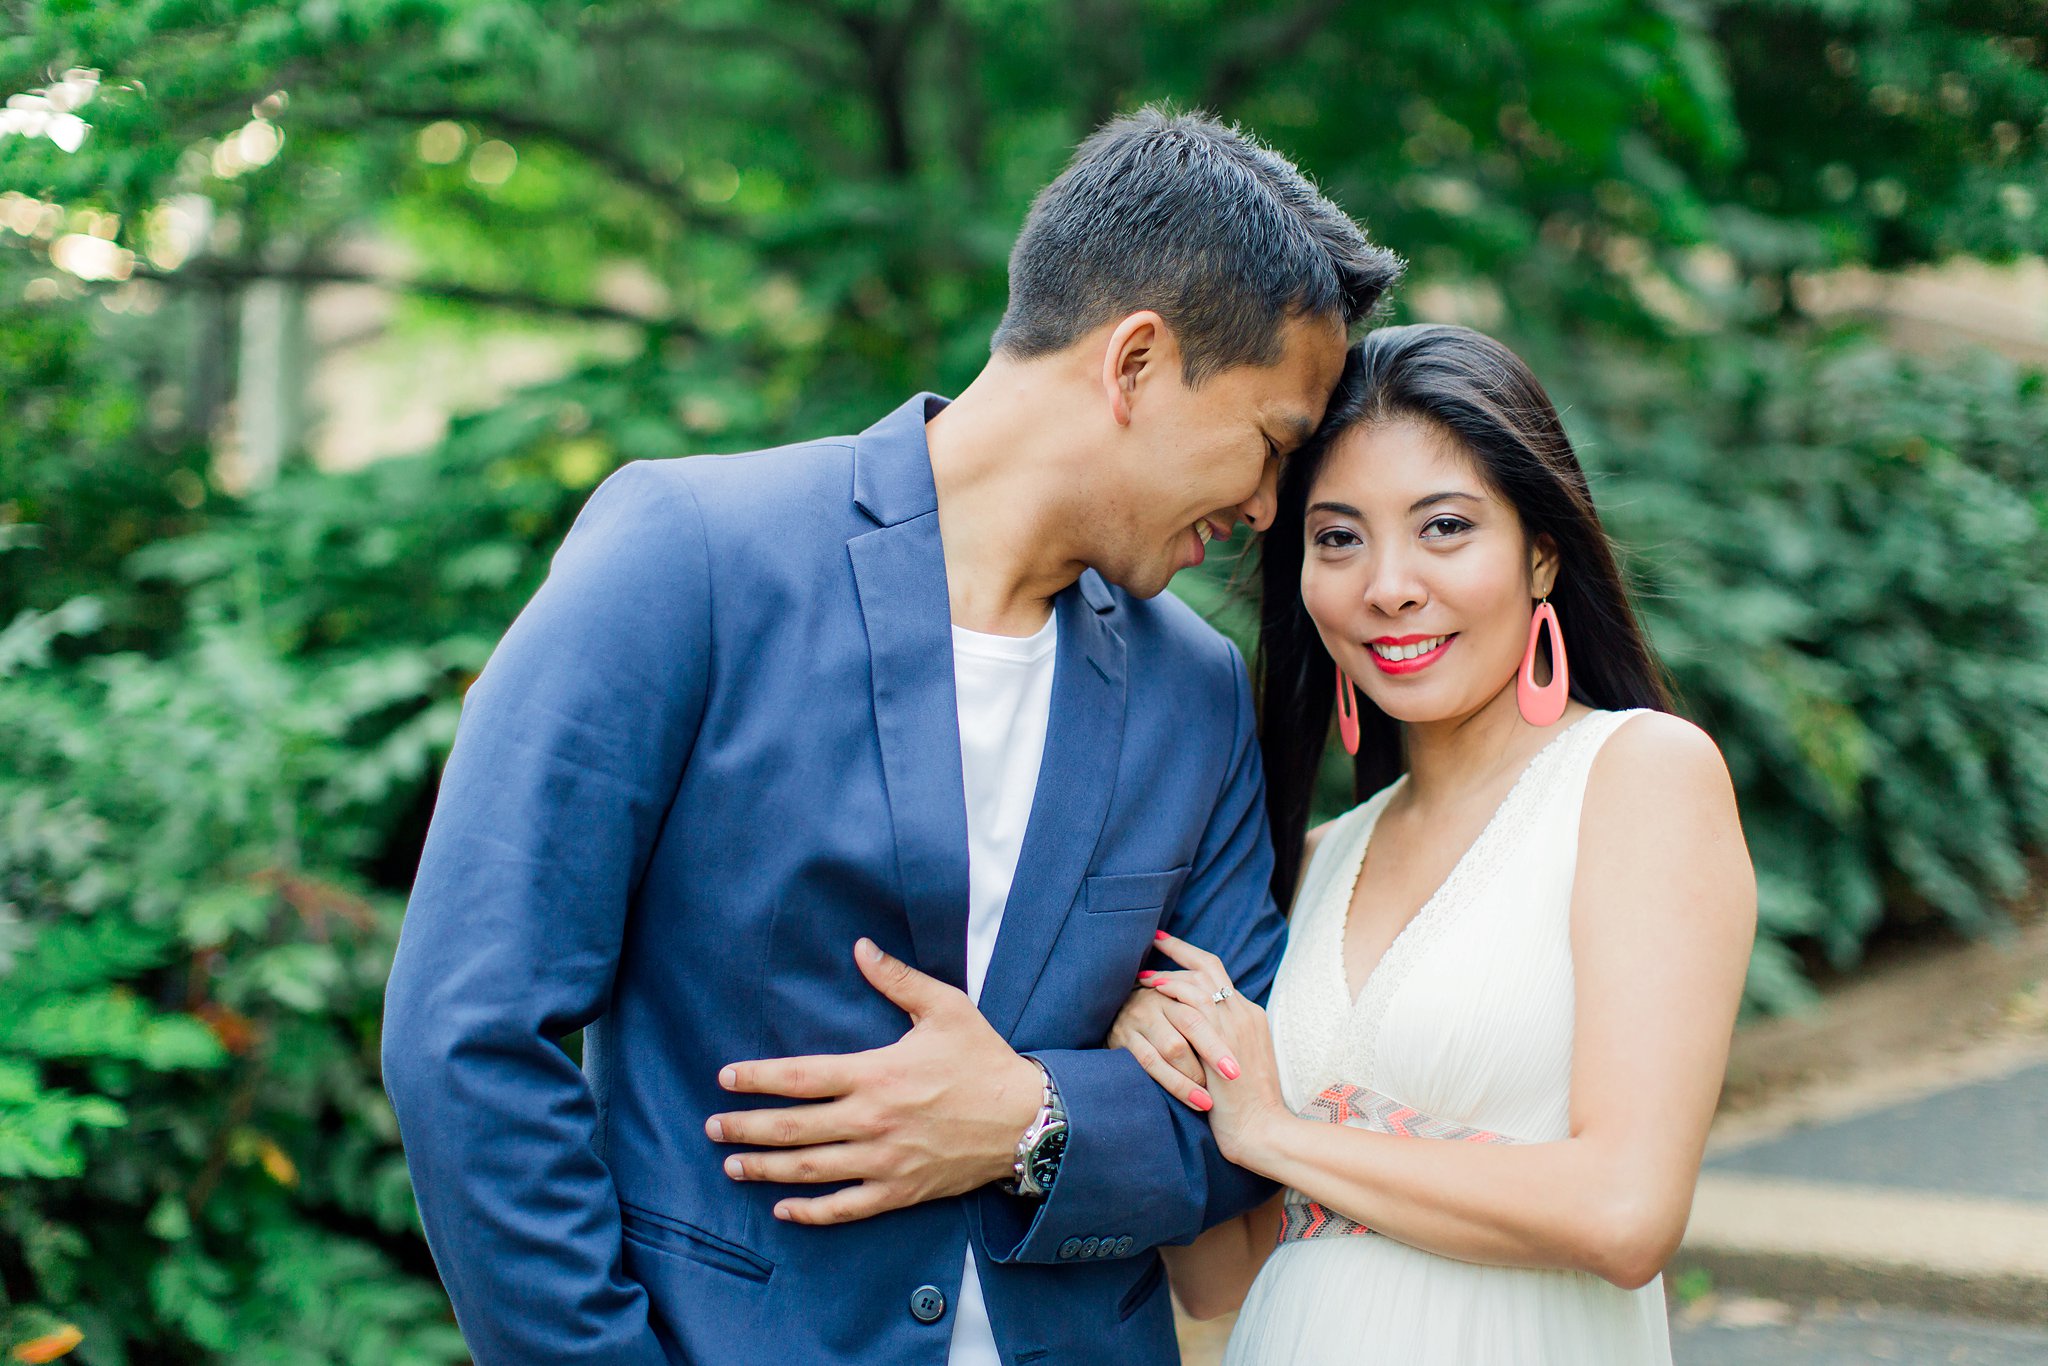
[{"x1": 1095, "y1": 313, "x2": 1349, "y2": 599}]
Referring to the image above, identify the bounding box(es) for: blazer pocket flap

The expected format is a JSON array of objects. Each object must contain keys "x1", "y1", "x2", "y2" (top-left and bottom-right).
[{"x1": 1083, "y1": 865, "x2": 1191, "y2": 915}]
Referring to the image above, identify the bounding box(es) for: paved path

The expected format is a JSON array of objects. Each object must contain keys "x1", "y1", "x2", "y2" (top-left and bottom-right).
[
  {"x1": 1678, "y1": 1041, "x2": 2048, "y2": 1325},
  {"x1": 1704, "y1": 1060, "x2": 2048, "y2": 1201},
  {"x1": 1672, "y1": 1302, "x2": 2048, "y2": 1364}
]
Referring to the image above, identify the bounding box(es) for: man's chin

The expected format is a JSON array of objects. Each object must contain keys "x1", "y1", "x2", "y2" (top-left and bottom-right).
[{"x1": 1105, "y1": 564, "x2": 1177, "y2": 601}]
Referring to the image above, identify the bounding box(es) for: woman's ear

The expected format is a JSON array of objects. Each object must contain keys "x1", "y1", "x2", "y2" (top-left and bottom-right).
[{"x1": 1530, "y1": 533, "x2": 1561, "y2": 599}]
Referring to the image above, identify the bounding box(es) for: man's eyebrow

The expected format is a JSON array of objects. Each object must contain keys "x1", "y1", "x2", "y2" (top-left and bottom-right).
[
  {"x1": 1410, "y1": 491, "x2": 1482, "y2": 513},
  {"x1": 1285, "y1": 416, "x2": 1315, "y2": 446}
]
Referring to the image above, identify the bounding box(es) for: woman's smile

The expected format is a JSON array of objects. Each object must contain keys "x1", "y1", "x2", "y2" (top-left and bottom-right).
[{"x1": 1366, "y1": 632, "x2": 1457, "y2": 675}]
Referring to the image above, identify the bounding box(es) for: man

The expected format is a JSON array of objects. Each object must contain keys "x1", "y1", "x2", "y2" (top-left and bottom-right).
[{"x1": 382, "y1": 106, "x2": 1400, "y2": 1365}]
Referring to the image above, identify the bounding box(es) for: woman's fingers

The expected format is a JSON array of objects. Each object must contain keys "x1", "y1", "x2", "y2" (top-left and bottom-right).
[
  {"x1": 1151, "y1": 929, "x2": 1228, "y2": 985},
  {"x1": 1134, "y1": 966, "x2": 1202, "y2": 993},
  {"x1": 1139, "y1": 1012, "x2": 1205, "y2": 1085},
  {"x1": 1122, "y1": 1033, "x2": 1215, "y2": 1112},
  {"x1": 1109, "y1": 986, "x2": 1205, "y2": 1086},
  {"x1": 1156, "y1": 996, "x2": 1242, "y2": 1083}
]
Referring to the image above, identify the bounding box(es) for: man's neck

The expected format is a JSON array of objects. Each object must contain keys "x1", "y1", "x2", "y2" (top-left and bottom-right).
[{"x1": 925, "y1": 360, "x2": 1100, "y2": 636}]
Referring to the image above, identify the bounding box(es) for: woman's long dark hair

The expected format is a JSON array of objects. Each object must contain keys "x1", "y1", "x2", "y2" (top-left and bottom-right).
[{"x1": 1258, "y1": 324, "x2": 1673, "y2": 906}]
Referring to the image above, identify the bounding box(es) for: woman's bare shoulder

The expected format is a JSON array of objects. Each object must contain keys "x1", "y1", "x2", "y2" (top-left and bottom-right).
[
  {"x1": 1592, "y1": 710, "x2": 1735, "y2": 808},
  {"x1": 1580, "y1": 709, "x2": 1754, "y2": 920}
]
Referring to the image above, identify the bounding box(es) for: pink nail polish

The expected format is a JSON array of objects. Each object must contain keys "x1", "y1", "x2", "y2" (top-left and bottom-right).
[
  {"x1": 1137, "y1": 970, "x2": 1155, "y2": 980},
  {"x1": 1217, "y1": 1057, "x2": 1241, "y2": 1081},
  {"x1": 1191, "y1": 1088, "x2": 1213, "y2": 1111},
  {"x1": 1155, "y1": 930, "x2": 1168, "y2": 941}
]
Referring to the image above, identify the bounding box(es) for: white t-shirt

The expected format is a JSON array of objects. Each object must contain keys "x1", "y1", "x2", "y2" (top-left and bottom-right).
[{"x1": 946, "y1": 609, "x2": 1058, "y2": 1366}]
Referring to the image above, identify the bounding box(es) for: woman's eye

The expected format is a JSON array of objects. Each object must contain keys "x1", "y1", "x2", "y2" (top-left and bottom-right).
[
  {"x1": 1421, "y1": 516, "x2": 1472, "y2": 539},
  {"x1": 1314, "y1": 528, "x2": 1361, "y2": 549}
]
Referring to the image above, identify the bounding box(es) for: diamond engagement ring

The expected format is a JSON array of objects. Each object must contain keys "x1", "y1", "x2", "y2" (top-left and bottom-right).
[{"x1": 1210, "y1": 985, "x2": 1235, "y2": 1005}]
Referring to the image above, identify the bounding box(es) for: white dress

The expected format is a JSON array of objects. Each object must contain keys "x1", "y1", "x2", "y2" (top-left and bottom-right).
[{"x1": 1224, "y1": 709, "x2": 1672, "y2": 1366}]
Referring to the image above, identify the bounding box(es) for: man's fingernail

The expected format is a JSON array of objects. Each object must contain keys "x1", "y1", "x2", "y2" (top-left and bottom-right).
[
  {"x1": 705, "y1": 1117, "x2": 725, "y2": 1142},
  {"x1": 719, "y1": 1066, "x2": 738, "y2": 1089},
  {"x1": 856, "y1": 937, "x2": 879, "y2": 963},
  {"x1": 724, "y1": 1156, "x2": 745, "y2": 1179},
  {"x1": 1190, "y1": 1088, "x2": 1213, "y2": 1111},
  {"x1": 773, "y1": 1203, "x2": 792, "y2": 1221},
  {"x1": 1217, "y1": 1057, "x2": 1241, "y2": 1081}
]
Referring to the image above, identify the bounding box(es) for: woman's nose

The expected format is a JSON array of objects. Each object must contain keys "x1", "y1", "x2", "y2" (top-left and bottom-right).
[{"x1": 1361, "y1": 550, "x2": 1426, "y2": 615}]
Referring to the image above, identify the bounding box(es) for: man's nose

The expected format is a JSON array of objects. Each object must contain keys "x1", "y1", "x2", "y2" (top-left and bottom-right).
[{"x1": 1237, "y1": 461, "x2": 1282, "y2": 533}]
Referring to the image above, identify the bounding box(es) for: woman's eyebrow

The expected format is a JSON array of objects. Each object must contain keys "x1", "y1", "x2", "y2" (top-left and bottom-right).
[
  {"x1": 1306, "y1": 500, "x2": 1363, "y2": 517},
  {"x1": 1409, "y1": 491, "x2": 1482, "y2": 513}
]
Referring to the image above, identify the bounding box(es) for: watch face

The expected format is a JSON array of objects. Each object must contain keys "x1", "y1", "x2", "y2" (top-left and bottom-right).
[{"x1": 1029, "y1": 1127, "x2": 1067, "y2": 1189}]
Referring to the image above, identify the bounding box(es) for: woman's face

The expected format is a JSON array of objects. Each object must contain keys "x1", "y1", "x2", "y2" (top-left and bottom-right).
[{"x1": 1299, "y1": 417, "x2": 1556, "y2": 726}]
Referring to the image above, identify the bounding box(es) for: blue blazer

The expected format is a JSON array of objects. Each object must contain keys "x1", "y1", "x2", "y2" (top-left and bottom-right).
[{"x1": 383, "y1": 394, "x2": 1289, "y2": 1365}]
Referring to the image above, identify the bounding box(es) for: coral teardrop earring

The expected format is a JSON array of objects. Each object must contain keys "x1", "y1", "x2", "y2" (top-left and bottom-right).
[
  {"x1": 1517, "y1": 599, "x2": 1570, "y2": 727},
  {"x1": 1335, "y1": 662, "x2": 1361, "y2": 756}
]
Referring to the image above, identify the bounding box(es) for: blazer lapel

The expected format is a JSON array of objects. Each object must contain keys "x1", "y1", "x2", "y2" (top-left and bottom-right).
[
  {"x1": 977, "y1": 572, "x2": 1128, "y2": 1039},
  {"x1": 848, "y1": 396, "x2": 971, "y2": 991}
]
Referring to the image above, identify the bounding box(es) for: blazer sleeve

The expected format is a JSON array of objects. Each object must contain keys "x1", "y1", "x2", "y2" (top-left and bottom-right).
[
  {"x1": 381, "y1": 461, "x2": 710, "y2": 1366},
  {"x1": 976, "y1": 643, "x2": 1287, "y2": 1265}
]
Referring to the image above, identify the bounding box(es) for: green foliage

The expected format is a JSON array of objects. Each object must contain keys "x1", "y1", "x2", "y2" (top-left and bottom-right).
[
  {"x1": 0, "y1": 0, "x2": 2045, "y2": 1356},
  {"x1": 0, "y1": 605, "x2": 463, "y2": 1361},
  {"x1": 1584, "y1": 334, "x2": 2048, "y2": 1009}
]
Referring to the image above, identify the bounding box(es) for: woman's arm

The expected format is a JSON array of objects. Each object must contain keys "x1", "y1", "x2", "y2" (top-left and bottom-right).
[{"x1": 1152, "y1": 713, "x2": 1756, "y2": 1289}]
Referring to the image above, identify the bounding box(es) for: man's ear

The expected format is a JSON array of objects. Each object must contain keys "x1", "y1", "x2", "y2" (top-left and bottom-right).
[
  {"x1": 1530, "y1": 532, "x2": 1561, "y2": 599},
  {"x1": 1100, "y1": 310, "x2": 1176, "y2": 427}
]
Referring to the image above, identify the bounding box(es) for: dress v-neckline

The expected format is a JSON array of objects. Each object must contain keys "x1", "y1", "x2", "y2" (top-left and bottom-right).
[{"x1": 1331, "y1": 713, "x2": 1596, "y2": 1013}]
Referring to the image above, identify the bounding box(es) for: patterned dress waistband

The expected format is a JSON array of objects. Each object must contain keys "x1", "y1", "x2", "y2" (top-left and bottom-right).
[{"x1": 1276, "y1": 1083, "x2": 1525, "y2": 1243}]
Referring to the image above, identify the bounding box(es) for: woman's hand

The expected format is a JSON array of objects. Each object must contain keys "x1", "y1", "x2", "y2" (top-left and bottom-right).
[
  {"x1": 1138, "y1": 930, "x2": 1292, "y2": 1165},
  {"x1": 1108, "y1": 983, "x2": 1214, "y2": 1111}
]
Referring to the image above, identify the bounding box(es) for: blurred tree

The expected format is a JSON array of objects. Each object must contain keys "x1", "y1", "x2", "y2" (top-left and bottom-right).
[{"x1": 2, "y1": 0, "x2": 2046, "y2": 1357}]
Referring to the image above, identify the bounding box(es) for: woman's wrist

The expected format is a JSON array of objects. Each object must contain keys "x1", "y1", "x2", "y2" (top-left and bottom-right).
[{"x1": 1224, "y1": 1101, "x2": 1296, "y2": 1176}]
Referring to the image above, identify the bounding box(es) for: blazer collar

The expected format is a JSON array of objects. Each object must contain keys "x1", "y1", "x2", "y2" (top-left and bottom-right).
[
  {"x1": 851, "y1": 391, "x2": 1120, "y2": 619},
  {"x1": 852, "y1": 392, "x2": 950, "y2": 527}
]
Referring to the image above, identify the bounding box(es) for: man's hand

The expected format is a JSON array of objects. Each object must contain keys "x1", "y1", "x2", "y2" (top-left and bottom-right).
[{"x1": 707, "y1": 938, "x2": 1045, "y2": 1226}]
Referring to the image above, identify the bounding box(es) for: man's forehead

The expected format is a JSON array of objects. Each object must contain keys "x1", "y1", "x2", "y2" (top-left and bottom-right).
[{"x1": 1282, "y1": 317, "x2": 1349, "y2": 400}]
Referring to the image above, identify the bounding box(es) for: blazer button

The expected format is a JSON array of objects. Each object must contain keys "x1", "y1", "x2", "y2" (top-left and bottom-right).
[
  {"x1": 1113, "y1": 1236, "x2": 1135, "y2": 1257},
  {"x1": 1077, "y1": 1236, "x2": 1099, "y2": 1258},
  {"x1": 1058, "y1": 1238, "x2": 1083, "y2": 1260},
  {"x1": 910, "y1": 1285, "x2": 947, "y2": 1324}
]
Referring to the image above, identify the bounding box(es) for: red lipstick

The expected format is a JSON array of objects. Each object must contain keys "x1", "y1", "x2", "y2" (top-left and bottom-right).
[{"x1": 1366, "y1": 632, "x2": 1456, "y2": 675}]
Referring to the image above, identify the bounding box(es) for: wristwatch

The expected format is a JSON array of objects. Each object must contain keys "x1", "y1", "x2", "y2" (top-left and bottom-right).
[{"x1": 1003, "y1": 1057, "x2": 1068, "y2": 1200}]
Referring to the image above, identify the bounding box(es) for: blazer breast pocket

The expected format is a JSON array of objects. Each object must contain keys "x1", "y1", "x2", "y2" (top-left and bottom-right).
[{"x1": 1082, "y1": 865, "x2": 1192, "y2": 915}]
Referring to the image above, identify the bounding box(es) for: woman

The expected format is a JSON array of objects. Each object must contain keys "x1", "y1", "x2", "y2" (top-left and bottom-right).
[{"x1": 1109, "y1": 324, "x2": 1756, "y2": 1364}]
